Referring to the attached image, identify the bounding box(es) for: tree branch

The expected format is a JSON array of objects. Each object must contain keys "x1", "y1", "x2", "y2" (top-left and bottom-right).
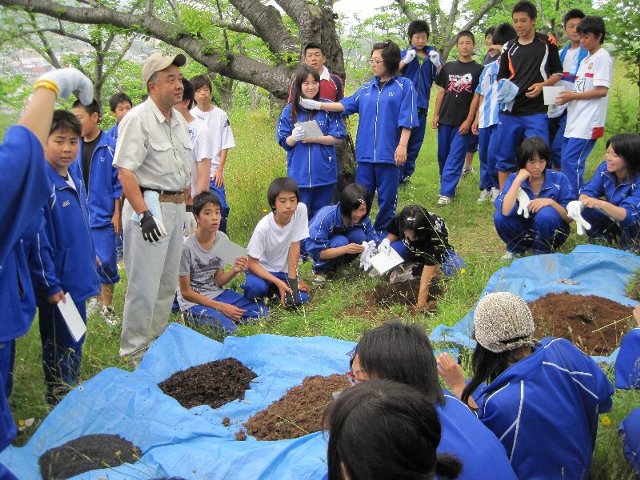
[
  {"x1": 210, "y1": 18, "x2": 257, "y2": 36},
  {"x1": 28, "y1": 13, "x2": 61, "y2": 68},
  {"x1": 393, "y1": 0, "x2": 416, "y2": 22}
]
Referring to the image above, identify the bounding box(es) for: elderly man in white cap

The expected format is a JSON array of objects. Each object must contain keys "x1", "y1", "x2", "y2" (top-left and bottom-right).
[{"x1": 113, "y1": 52, "x2": 193, "y2": 358}]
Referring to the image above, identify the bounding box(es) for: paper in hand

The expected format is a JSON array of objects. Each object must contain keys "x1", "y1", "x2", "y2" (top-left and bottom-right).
[
  {"x1": 57, "y1": 293, "x2": 87, "y2": 342},
  {"x1": 369, "y1": 248, "x2": 404, "y2": 275},
  {"x1": 131, "y1": 190, "x2": 164, "y2": 225},
  {"x1": 542, "y1": 86, "x2": 563, "y2": 105},
  {"x1": 294, "y1": 120, "x2": 324, "y2": 139},
  {"x1": 216, "y1": 235, "x2": 248, "y2": 267}
]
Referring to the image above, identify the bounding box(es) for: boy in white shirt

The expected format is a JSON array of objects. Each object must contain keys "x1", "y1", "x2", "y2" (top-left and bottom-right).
[
  {"x1": 243, "y1": 177, "x2": 310, "y2": 307},
  {"x1": 556, "y1": 16, "x2": 612, "y2": 194},
  {"x1": 190, "y1": 75, "x2": 235, "y2": 233}
]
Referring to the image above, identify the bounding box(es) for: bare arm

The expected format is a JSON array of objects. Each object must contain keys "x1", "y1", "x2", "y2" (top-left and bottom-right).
[
  {"x1": 579, "y1": 194, "x2": 628, "y2": 222},
  {"x1": 118, "y1": 168, "x2": 147, "y2": 214},
  {"x1": 214, "y1": 256, "x2": 247, "y2": 287},
  {"x1": 178, "y1": 274, "x2": 245, "y2": 321},
  {"x1": 196, "y1": 158, "x2": 212, "y2": 194},
  {"x1": 17, "y1": 88, "x2": 57, "y2": 147},
  {"x1": 432, "y1": 88, "x2": 444, "y2": 129},
  {"x1": 556, "y1": 86, "x2": 608, "y2": 106},
  {"x1": 501, "y1": 170, "x2": 530, "y2": 215},
  {"x1": 417, "y1": 264, "x2": 437, "y2": 307},
  {"x1": 304, "y1": 135, "x2": 342, "y2": 146}
]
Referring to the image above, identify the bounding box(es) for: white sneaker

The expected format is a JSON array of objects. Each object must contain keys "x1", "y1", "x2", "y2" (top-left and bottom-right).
[
  {"x1": 490, "y1": 187, "x2": 501, "y2": 200},
  {"x1": 87, "y1": 298, "x2": 100, "y2": 315},
  {"x1": 437, "y1": 195, "x2": 451, "y2": 206},
  {"x1": 501, "y1": 251, "x2": 520, "y2": 261},
  {"x1": 462, "y1": 167, "x2": 474, "y2": 176},
  {"x1": 312, "y1": 273, "x2": 327, "y2": 284},
  {"x1": 477, "y1": 189, "x2": 491, "y2": 202},
  {"x1": 101, "y1": 305, "x2": 119, "y2": 326}
]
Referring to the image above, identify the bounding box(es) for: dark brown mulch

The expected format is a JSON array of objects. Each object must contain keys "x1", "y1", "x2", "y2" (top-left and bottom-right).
[
  {"x1": 158, "y1": 357, "x2": 256, "y2": 409},
  {"x1": 528, "y1": 293, "x2": 634, "y2": 356},
  {"x1": 244, "y1": 374, "x2": 349, "y2": 440},
  {"x1": 39, "y1": 434, "x2": 141, "y2": 480},
  {"x1": 369, "y1": 275, "x2": 444, "y2": 307}
]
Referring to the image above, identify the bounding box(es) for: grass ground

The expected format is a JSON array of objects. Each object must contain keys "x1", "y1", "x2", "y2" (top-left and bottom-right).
[{"x1": 7, "y1": 59, "x2": 639, "y2": 478}]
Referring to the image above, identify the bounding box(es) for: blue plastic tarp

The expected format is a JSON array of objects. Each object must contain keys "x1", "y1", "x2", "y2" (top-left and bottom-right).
[
  {"x1": 2, "y1": 325, "x2": 356, "y2": 479},
  {"x1": 429, "y1": 245, "x2": 640, "y2": 363}
]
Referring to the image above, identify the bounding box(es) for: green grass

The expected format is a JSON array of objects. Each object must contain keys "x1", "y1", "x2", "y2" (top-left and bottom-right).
[{"x1": 9, "y1": 59, "x2": 640, "y2": 476}]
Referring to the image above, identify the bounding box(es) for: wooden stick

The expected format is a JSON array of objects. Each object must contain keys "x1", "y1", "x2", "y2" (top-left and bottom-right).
[{"x1": 591, "y1": 315, "x2": 633, "y2": 333}]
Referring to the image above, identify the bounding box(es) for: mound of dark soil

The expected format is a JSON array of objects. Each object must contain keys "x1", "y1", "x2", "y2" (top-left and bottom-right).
[
  {"x1": 244, "y1": 374, "x2": 349, "y2": 440},
  {"x1": 39, "y1": 434, "x2": 141, "y2": 480},
  {"x1": 158, "y1": 357, "x2": 256, "y2": 409},
  {"x1": 528, "y1": 293, "x2": 633, "y2": 355},
  {"x1": 369, "y1": 275, "x2": 444, "y2": 307}
]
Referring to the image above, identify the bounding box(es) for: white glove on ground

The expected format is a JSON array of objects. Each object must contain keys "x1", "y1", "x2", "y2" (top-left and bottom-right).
[
  {"x1": 402, "y1": 49, "x2": 416, "y2": 64},
  {"x1": 292, "y1": 126, "x2": 307, "y2": 142},
  {"x1": 567, "y1": 200, "x2": 592, "y2": 235},
  {"x1": 299, "y1": 97, "x2": 321, "y2": 110},
  {"x1": 37, "y1": 68, "x2": 94, "y2": 104},
  {"x1": 516, "y1": 188, "x2": 531, "y2": 219},
  {"x1": 429, "y1": 50, "x2": 442, "y2": 68},
  {"x1": 378, "y1": 238, "x2": 392, "y2": 255}
]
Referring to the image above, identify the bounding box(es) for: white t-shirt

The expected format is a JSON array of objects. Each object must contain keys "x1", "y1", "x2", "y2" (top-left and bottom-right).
[
  {"x1": 247, "y1": 203, "x2": 309, "y2": 273},
  {"x1": 565, "y1": 48, "x2": 612, "y2": 140},
  {"x1": 548, "y1": 47, "x2": 580, "y2": 119},
  {"x1": 187, "y1": 117, "x2": 214, "y2": 196},
  {"x1": 190, "y1": 105, "x2": 236, "y2": 175}
]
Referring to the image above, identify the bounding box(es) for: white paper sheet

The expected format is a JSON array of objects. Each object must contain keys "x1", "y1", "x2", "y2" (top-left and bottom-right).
[
  {"x1": 369, "y1": 248, "x2": 404, "y2": 275},
  {"x1": 542, "y1": 86, "x2": 563, "y2": 105},
  {"x1": 57, "y1": 293, "x2": 87, "y2": 342},
  {"x1": 131, "y1": 190, "x2": 164, "y2": 225},
  {"x1": 216, "y1": 235, "x2": 248, "y2": 266},
  {"x1": 295, "y1": 120, "x2": 324, "y2": 139}
]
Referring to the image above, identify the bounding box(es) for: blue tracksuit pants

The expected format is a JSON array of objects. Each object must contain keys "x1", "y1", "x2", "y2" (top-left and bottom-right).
[
  {"x1": 355, "y1": 161, "x2": 400, "y2": 233},
  {"x1": 494, "y1": 206, "x2": 569, "y2": 254},
  {"x1": 311, "y1": 229, "x2": 367, "y2": 274}
]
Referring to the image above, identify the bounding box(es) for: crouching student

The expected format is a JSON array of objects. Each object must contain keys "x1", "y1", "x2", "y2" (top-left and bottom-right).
[
  {"x1": 494, "y1": 136, "x2": 573, "y2": 260},
  {"x1": 347, "y1": 322, "x2": 516, "y2": 480},
  {"x1": 379, "y1": 205, "x2": 465, "y2": 313},
  {"x1": 614, "y1": 304, "x2": 640, "y2": 389},
  {"x1": 569, "y1": 133, "x2": 640, "y2": 250},
  {"x1": 242, "y1": 177, "x2": 310, "y2": 307},
  {"x1": 305, "y1": 183, "x2": 377, "y2": 283},
  {"x1": 438, "y1": 292, "x2": 614, "y2": 479},
  {"x1": 178, "y1": 192, "x2": 267, "y2": 334},
  {"x1": 620, "y1": 408, "x2": 640, "y2": 478},
  {"x1": 29, "y1": 110, "x2": 100, "y2": 405}
]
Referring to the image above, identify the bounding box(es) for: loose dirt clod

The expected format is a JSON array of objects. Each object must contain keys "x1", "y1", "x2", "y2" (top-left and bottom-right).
[
  {"x1": 222, "y1": 417, "x2": 231, "y2": 426},
  {"x1": 369, "y1": 275, "x2": 444, "y2": 307},
  {"x1": 39, "y1": 434, "x2": 141, "y2": 480},
  {"x1": 528, "y1": 293, "x2": 633, "y2": 356},
  {"x1": 245, "y1": 374, "x2": 349, "y2": 440},
  {"x1": 158, "y1": 358, "x2": 256, "y2": 409},
  {"x1": 235, "y1": 429, "x2": 247, "y2": 441}
]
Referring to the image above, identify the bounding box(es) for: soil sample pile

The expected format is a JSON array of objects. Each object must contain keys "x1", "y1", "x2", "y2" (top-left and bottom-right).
[
  {"x1": 39, "y1": 434, "x2": 141, "y2": 480},
  {"x1": 528, "y1": 293, "x2": 633, "y2": 356},
  {"x1": 159, "y1": 357, "x2": 256, "y2": 409},
  {"x1": 245, "y1": 374, "x2": 349, "y2": 440},
  {"x1": 369, "y1": 275, "x2": 443, "y2": 307}
]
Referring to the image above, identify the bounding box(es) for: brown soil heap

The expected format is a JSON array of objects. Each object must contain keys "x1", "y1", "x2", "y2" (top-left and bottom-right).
[
  {"x1": 244, "y1": 374, "x2": 349, "y2": 440},
  {"x1": 369, "y1": 276, "x2": 444, "y2": 307},
  {"x1": 528, "y1": 293, "x2": 633, "y2": 356},
  {"x1": 39, "y1": 434, "x2": 141, "y2": 480},
  {"x1": 158, "y1": 357, "x2": 256, "y2": 409}
]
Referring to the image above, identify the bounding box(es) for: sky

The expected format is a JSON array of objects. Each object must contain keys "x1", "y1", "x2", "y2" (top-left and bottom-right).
[{"x1": 333, "y1": 0, "x2": 390, "y2": 19}]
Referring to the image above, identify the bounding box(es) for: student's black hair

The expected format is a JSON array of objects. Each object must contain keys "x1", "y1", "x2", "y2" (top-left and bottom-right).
[
  {"x1": 290, "y1": 64, "x2": 320, "y2": 122},
  {"x1": 484, "y1": 26, "x2": 496, "y2": 38},
  {"x1": 108, "y1": 92, "x2": 132, "y2": 112},
  {"x1": 50, "y1": 110, "x2": 82, "y2": 137},
  {"x1": 512, "y1": 0, "x2": 537, "y2": 19},
  {"x1": 303, "y1": 41, "x2": 324, "y2": 56},
  {"x1": 515, "y1": 136, "x2": 550, "y2": 171},
  {"x1": 492, "y1": 23, "x2": 517, "y2": 46},
  {"x1": 71, "y1": 99, "x2": 101, "y2": 118},
  {"x1": 563, "y1": 8, "x2": 585, "y2": 26},
  {"x1": 355, "y1": 321, "x2": 446, "y2": 405},
  {"x1": 407, "y1": 20, "x2": 430, "y2": 40},
  {"x1": 181, "y1": 78, "x2": 195, "y2": 110},
  {"x1": 339, "y1": 183, "x2": 371, "y2": 223},
  {"x1": 193, "y1": 191, "x2": 222, "y2": 216},
  {"x1": 371, "y1": 41, "x2": 401, "y2": 77},
  {"x1": 267, "y1": 177, "x2": 300, "y2": 211},
  {"x1": 461, "y1": 344, "x2": 516, "y2": 405},
  {"x1": 190, "y1": 74, "x2": 212, "y2": 94},
  {"x1": 576, "y1": 15, "x2": 606, "y2": 44},
  {"x1": 325, "y1": 380, "x2": 462, "y2": 480},
  {"x1": 455, "y1": 30, "x2": 475, "y2": 45},
  {"x1": 607, "y1": 133, "x2": 640, "y2": 178},
  {"x1": 396, "y1": 204, "x2": 434, "y2": 239}
]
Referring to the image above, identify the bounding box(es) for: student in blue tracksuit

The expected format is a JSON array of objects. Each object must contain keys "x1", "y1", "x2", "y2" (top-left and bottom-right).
[
  {"x1": 620, "y1": 407, "x2": 640, "y2": 477},
  {"x1": 571, "y1": 133, "x2": 640, "y2": 250},
  {"x1": 72, "y1": 99, "x2": 122, "y2": 323},
  {"x1": 615, "y1": 304, "x2": 640, "y2": 389},
  {"x1": 305, "y1": 183, "x2": 377, "y2": 281},
  {"x1": 276, "y1": 65, "x2": 345, "y2": 219},
  {"x1": 398, "y1": 19, "x2": 442, "y2": 182},
  {"x1": 0, "y1": 69, "x2": 92, "y2": 477},
  {"x1": 494, "y1": 136, "x2": 573, "y2": 258},
  {"x1": 347, "y1": 321, "x2": 517, "y2": 480},
  {"x1": 106, "y1": 92, "x2": 132, "y2": 142},
  {"x1": 29, "y1": 111, "x2": 100, "y2": 405},
  {"x1": 439, "y1": 292, "x2": 614, "y2": 479},
  {"x1": 299, "y1": 41, "x2": 418, "y2": 234}
]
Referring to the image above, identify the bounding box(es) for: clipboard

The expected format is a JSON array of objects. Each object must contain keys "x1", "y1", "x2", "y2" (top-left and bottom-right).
[
  {"x1": 57, "y1": 293, "x2": 87, "y2": 342},
  {"x1": 294, "y1": 120, "x2": 324, "y2": 139}
]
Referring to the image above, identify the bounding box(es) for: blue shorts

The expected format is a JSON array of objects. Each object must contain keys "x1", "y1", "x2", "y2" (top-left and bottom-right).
[{"x1": 92, "y1": 226, "x2": 120, "y2": 285}]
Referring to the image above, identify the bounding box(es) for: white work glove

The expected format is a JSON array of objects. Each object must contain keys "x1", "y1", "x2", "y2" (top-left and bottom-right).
[
  {"x1": 359, "y1": 240, "x2": 377, "y2": 271},
  {"x1": 299, "y1": 97, "x2": 322, "y2": 110},
  {"x1": 292, "y1": 126, "x2": 307, "y2": 142},
  {"x1": 429, "y1": 50, "x2": 442, "y2": 68},
  {"x1": 402, "y1": 48, "x2": 416, "y2": 64},
  {"x1": 516, "y1": 188, "x2": 530, "y2": 219},
  {"x1": 378, "y1": 238, "x2": 392, "y2": 255},
  {"x1": 184, "y1": 210, "x2": 197, "y2": 236},
  {"x1": 567, "y1": 200, "x2": 592, "y2": 235},
  {"x1": 36, "y1": 68, "x2": 94, "y2": 105}
]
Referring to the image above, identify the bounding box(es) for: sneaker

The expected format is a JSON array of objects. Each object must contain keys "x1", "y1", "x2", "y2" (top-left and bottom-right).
[
  {"x1": 101, "y1": 305, "x2": 119, "y2": 326},
  {"x1": 437, "y1": 195, "x2": 451, "y2": 206},
  {"x1": 462, "y1": 167, "x2": 474, "y2": 176},
  {"x1": 312, "y1": 273, "x2": 327, "y2": 284},
  {"x1": 501, "y1": 251, "x2": 521, "y2": 261},
  {"x1": 490, "y1": 187, "x2": 501, "y2": 200},
  {"x1": 87, "y1": 298, "x2": 100, "y2": 315},
  {"x1": 477, "y1": 189, "x2": 491, "y2": 202}
]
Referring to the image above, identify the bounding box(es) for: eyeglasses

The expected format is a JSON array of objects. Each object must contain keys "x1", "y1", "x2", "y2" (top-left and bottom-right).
[{"x1": 368, "y1": 59, "x2": 383, "y2": 65}]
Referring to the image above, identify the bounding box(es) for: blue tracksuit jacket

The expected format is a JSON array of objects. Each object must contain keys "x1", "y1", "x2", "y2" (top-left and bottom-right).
[
  {"x1": 615, "y1": 328, "x2": 640, "y2": 389},
  {"x1": 340, "y1": 76, "x2": 418, "y2": 164},
  {"x1": 496, "y1": 169, "x2": 575, "y2": 214},
  {"x1": 74, "y1": 131, "x2": 121, "y2": 228},
  {"x1": 400, "y1": 46, "x2": 439, "y2": 110},
  {"x1": 106, "y1": 123, "x2": 118, "y2": 142},
  {"x1": 30, "y1": 163, "x2": 100, "y2": 303}
]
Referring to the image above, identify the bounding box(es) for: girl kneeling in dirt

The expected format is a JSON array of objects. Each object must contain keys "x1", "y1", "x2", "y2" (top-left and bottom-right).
[
  {"x1": 438, "y1": 292, "x2": 614, "y2": 479},
  {"x1": 305, "y1": 183, "x2": 378, "y2": 283},
  {"x1": 378, "y1": 205, "x2": 465, "y2": 313},
  {"x1": 177, "y1": 192, "x2": 268, "y2": 334},
  {"x1": 346, "y1": 321, "x2": 516, "y2": 480}
]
